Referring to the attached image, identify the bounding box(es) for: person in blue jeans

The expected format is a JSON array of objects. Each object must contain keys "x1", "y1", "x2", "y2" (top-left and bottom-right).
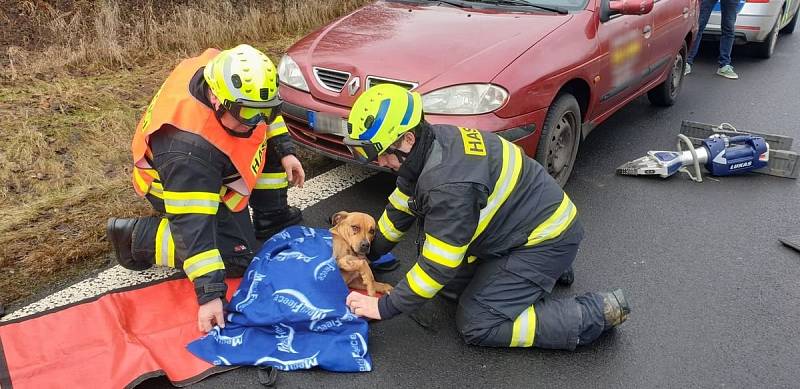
[{"x1": 686, "y1": 0, "x2": 740, "y2": 79}]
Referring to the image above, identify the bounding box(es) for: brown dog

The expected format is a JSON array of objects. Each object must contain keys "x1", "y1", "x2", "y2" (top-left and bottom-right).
[{"x1": 330, "y1": 211, "x2": 393, "y2": 296}]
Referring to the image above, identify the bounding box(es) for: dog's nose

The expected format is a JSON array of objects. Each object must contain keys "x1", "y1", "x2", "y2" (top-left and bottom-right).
[{"x1": 360, "y1": 240, "x2": 371, "y2": 253}]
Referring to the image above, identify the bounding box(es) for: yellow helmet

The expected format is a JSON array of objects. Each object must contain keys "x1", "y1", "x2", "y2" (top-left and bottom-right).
[
  {"x1": 203, "y1": 44, "x2": 282, "y2": 126},
  {"x1": 345, "y1": 84, "x2": 422, "y2": 163}
]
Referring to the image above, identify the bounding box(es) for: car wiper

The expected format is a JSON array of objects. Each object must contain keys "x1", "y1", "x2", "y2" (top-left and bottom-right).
[
  {"x1": 476, "y1": 0, "x2": 569, "y2": 14},
  {"x1": 432, "y1": 0, "x2": 473, "y2": 8},
  {"x1": 395, "y1": 0, "x2": 471, "y2": 6}
]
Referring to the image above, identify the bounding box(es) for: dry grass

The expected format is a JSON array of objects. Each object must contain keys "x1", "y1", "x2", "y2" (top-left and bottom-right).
[
  {"x1": 0, "y1": 0, "x2": 369, "y2": 307},
  {"x1": 3, "y1": 0, "x2": 369, "y2": 79}
]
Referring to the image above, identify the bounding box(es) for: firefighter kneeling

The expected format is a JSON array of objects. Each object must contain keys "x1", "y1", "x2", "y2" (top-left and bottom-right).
[
  {"x1": 107, "y1": 44, "x2": 304, "y2": 332},
  {"x1": 344, "y1": 84, "x2": 630, "y2": 350}
]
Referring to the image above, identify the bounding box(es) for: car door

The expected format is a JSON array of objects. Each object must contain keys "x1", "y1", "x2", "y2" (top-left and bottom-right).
[
  {"x1": 649, "y1": 0, "x2": 692, "y2": 83},
  {"x1": 595, "y1": 0, "x2": 654, "y2": 112}
]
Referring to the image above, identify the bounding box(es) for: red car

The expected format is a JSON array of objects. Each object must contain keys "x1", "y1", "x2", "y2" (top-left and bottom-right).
[{"x1": 278, "y1": 0, "x2": 698, "y2": 185}]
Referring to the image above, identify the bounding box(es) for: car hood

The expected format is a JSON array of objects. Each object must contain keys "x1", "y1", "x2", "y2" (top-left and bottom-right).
[{"x1": 288, "y1": 1, "x2": 572, "y2": 106}]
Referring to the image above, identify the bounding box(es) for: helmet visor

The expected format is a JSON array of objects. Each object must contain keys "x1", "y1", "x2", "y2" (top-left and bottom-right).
[
  {"x1": 224, "y1": 100, "x2": 282, "y2": 126},
  {"x1": 343, "y1": 137, "x2": 382, "y2": 164}
]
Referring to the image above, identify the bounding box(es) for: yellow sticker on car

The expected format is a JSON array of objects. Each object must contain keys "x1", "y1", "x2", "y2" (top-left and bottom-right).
[{"x1": 459, "y1": 127, "x2": 486, "y2": 156}]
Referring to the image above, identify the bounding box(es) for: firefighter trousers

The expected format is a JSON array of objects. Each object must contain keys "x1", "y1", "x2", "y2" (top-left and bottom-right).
[
  {"x1": 128, "y1": 147, "x2": 290, "y2": 274},
  {"x1": 130, "y1": 205, "x2": 258, "y2": 277},
  {"x1": 452, "y1": 222, "x2": 607, "y2": 350}
]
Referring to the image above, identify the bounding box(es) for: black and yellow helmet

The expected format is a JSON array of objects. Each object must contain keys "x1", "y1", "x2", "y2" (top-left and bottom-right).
[
  {"x1": 203, "y1": 44, "x2": 282, "y2": 126},
  {"x1": 344, "y1": 84, "x2": 422, "y2": 163}
]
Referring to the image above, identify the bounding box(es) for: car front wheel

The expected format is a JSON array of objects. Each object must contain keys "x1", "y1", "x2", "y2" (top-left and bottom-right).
[
  {"x1": 535, "y1": 93, "x2": 581, "y2": 187},
  {"x1": 647, "y1": 41, "x2": 686, "y2": 107}
]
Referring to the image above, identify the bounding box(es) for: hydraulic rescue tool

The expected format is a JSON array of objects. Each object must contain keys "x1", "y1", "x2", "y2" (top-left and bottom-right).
[
  {"x1": 616, "y1": 121, "x2": 799, "y2": 182},
  {"x1": 616, "y1": 133, "x2": 768, "y2": 180}
]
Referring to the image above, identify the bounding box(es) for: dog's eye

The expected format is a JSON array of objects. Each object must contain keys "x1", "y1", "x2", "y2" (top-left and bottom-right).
[
  {"x1": 351, "y1": 225, "x2": 360, "y2": 233},
  {"x1": 369, "y1": 228, "x2": 375, "y2": 235}
]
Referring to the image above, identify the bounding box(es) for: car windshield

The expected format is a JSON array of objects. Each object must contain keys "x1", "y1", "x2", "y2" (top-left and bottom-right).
[{"x1": 391, "y1": 0, "x2": 586, "y2": 12}]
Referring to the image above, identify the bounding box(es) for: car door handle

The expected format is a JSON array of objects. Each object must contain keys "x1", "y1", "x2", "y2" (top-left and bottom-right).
[{"x1": 643, "y1": 25, "x2": 652, "y2": 37}]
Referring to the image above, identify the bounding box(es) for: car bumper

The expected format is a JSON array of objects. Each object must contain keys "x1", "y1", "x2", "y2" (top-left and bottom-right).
[
  {"x1": 702, "y1": 4, "x2": 782, "y2": 43},
  {"x1": 279, "y1": 85, "x2": 547, "y2": 170}
]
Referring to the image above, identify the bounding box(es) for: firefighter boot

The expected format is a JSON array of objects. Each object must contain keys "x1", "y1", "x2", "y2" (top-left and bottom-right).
[
  {"x1": 106, "y1": 217, "x2": 152, "y2": 271},
  {"x1": 253, "y1": 207, "x2": 303, "y2": 240},
  {"x1": 600, "y1": 288, "x2": 630, "y2": 331},
  {"x1": 557, "y1": 266, "x2": 575, "y2": 286}
]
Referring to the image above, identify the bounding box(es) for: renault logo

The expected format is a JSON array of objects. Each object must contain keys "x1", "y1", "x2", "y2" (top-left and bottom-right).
[{"x1": 347, "y1": 77, "x2": 360, "y2": 96}]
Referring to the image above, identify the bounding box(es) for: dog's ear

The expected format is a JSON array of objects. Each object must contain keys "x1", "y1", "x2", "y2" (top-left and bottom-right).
[{"x1": 330, "y1": 211, "x2": 349, "y2": 226}]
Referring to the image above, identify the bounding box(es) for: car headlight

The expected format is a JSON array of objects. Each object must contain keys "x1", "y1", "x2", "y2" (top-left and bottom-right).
[
  {"x1": 421, "y1": 84, "x2": 508, "y2": 115},
  {"x1": 277, "y1": 54, "x2": 309, "y2": 92}
]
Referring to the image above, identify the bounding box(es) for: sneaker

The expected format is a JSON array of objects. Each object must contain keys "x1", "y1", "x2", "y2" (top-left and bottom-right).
[
  {"x1": 684, "y1": 63, "x2": 692, "y2": 75},
  {"x1": 716, "y1": 65, "x2": 738, "y2": 79}
]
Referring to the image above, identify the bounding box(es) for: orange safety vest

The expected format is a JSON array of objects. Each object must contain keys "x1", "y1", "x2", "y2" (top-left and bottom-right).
[{"x1": 131, "y1": 49, "x2": 270, "y2": 212}]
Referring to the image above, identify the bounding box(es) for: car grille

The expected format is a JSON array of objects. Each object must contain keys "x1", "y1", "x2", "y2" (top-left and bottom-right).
[
  {"x1": 366, "y1": 76, "x2": 417, "y2": 91},
  {"x1": 313, "y1": 67, "x2": 351, "y2": 92}
]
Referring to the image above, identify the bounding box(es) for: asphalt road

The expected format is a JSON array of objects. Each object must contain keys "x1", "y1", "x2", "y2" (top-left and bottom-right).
[{"x1": 122, "y1": 36, "x2": 800, "y2": 388}]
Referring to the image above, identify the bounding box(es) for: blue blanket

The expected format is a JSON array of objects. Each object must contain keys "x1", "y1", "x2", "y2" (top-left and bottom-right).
[{"x1": 187, "y1": 226, "x2": 373, "y2": 372}]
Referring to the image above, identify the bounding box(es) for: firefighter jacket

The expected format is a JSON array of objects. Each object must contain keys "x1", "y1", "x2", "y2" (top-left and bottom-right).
[
  {"x1": 370, "y1": 124, "x2": 579, "y2": 319},
  {"x1": 129, "y1": 49, "x2": 294, "y2": 304}
]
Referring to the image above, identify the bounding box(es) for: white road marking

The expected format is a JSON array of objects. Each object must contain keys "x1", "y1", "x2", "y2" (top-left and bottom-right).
[{"x1": 3, "y1": 164, "x2": 377, "y2": 321}]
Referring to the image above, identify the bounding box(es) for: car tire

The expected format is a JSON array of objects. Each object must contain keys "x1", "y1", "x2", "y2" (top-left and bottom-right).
[
  {"x1": 754, "y1": 15, "x2": 780, "y2": 58},
  {"x1": 535, "y1": 93, "x2": 581, "y2": 187},
  {"x1": 780, "y1": 6, "x2": 798, "y2": 34},
  {"x1": 647, "y1": 41, "x2": 686, "y2": 107}
]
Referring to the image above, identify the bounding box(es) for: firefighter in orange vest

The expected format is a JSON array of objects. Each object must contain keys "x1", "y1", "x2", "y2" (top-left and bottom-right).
[{"x1": 106, "y1": 44, "x2": 304, "y2": 332}]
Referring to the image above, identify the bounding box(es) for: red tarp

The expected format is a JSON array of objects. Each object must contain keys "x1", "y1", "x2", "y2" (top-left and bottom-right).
[{"x1": 0, "y1": 277, "x2": 242, "y2": 389}]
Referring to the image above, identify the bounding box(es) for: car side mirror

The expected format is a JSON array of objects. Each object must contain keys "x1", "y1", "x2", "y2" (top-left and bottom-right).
[
  {"x1": 600, "y1": 0, "x2": 653, "y2": 22},
  {"x1": 610, "y1": 0, "x2": 654, "y2": 14}
]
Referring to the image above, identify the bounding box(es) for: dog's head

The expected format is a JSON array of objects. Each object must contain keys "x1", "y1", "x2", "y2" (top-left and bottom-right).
[{"x1": 330, "y1": 211, "x2": 376, "y2": 255}]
